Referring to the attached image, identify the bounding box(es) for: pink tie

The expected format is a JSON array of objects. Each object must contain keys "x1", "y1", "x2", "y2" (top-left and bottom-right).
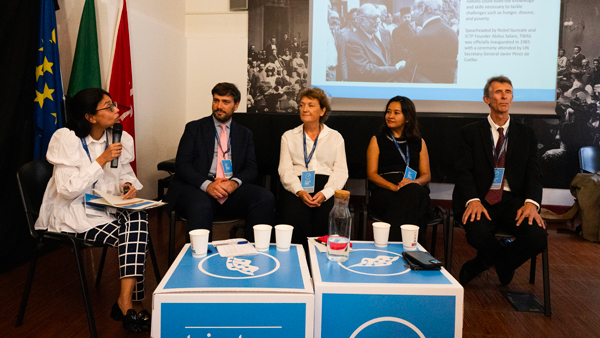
[
  {"x1": 216, "y1": 124, "x2": 228, "y2": 204},
  {"x1": 484, "y1": 127, "x2": 506, "y2": 205}
]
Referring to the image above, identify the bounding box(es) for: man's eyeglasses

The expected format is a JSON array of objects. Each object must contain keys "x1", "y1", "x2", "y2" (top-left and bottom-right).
[{"x1": 96, "y1": 101, "x2": 118, "y2": 112}]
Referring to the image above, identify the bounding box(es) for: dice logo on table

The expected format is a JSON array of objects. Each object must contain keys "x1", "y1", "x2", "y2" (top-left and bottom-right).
[
  {"x1": 349, "y1": 255, "x2": 399, "y2": 268},
  {"x1": 226, "y1": 257, "x2": 259, "y2": 276}
]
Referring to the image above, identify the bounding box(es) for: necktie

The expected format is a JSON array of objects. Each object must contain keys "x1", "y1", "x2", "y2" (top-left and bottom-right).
[
  {"x1": 216, "y1": 124, "x2": 228, "y2": 204},
  {"x1": 484, "y1": 127, "x2": 505, "y2": 205},
  {"x1": 373, "y1": 35, "x2": 388, "y2": 64}
]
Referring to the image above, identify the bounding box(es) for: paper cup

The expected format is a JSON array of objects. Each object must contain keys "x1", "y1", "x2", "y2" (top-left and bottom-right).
[
  {"x1": 275, "y1": 224, "x2": 294, "y2": 251},
  {"x1": 400, "y1": 224, "x2": 419, "y2": 250},
  {"x1": 253, "y1": 224, "x2": 272, "y2": 251},
  {"x1": 372, "y1": 222, "x2": 391, "y2": 247},
  {"x1": 189, "y1": 229, "x2": 210, "y2": 257}
]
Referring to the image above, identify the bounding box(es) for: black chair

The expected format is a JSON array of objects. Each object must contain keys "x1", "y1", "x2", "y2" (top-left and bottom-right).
[
  {"x1": 16, "y1": 160, "x2": 162, "y2": 337},
  {"x1": 157, "y1": 158, "x2": 176, "y2": 201},
  {"x1": 168, "y1": 210, "x2": 244, "y2": 265},
  {"x1": 362, "y1": 179, "x2": 448, "y2": 255},
  {"x1": 578, "y1": 146, "x2": 600, "y2": 173},
  {"x1": 446, "y1": 211, "x2": 551, "y2": 316}
]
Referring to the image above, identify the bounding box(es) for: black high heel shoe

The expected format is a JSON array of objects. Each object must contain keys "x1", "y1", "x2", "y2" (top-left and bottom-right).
[
  {"x1": 110, "y1": 302, "x2": 141, "y2": 332},
  {"x1": 136, "y1": 310, "x2": 151, "y2": 332}
]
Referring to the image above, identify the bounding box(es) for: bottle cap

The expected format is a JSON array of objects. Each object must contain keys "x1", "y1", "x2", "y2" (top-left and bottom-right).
[{"x1": 334, "y1": 190, "x2": 350, "y2": 198}]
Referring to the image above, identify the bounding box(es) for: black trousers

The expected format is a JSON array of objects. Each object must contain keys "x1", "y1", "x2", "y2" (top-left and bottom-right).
[
  {"x1": 276, "y1": 175, "x2": 334, "y2": 250},
  {"x1": 370, "y1": 174, "x2": 430, "y2": 243},
  {"x1": 461, "y1": 191, "x2": 547, "y2": 272},
  {"x1": 174, "y1": 183, "x2": 275, "y2": 242}
]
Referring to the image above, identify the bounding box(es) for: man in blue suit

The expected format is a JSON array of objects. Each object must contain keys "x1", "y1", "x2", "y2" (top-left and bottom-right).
[{"x1": 167, "y1": 83, "x2": 274, "y2": 241}]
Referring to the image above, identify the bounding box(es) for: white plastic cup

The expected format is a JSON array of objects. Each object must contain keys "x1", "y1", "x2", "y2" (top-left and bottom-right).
[
  {"x1": 274, "y1": 224, "x2": 294, "y2": 251},
  {"x1": 253, "y1": 224, "x2": 272, "y2": 251},
  {"x1": 372, "y1": 222, "x2": 391, "y2": 247},
  {"x1": 400, "y1": 224, "x2": 419, "y2": 250},
  {"x1": 189, "y1": 229, "x2": 210, "y2": 257}
]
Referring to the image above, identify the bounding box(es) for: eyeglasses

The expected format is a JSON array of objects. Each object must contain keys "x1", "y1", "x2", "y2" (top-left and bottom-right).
[{"x1": 96, "y1": 101, "x2": 118, "y2": 112}]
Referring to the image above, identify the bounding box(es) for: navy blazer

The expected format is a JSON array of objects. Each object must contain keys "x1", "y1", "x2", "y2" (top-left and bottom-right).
[
  {"x1": 166, "y1": 116, "x2": 258, "y2": 210},
  {"x1": 452, "y1": 119, "x2": 543, "y2": 217}
]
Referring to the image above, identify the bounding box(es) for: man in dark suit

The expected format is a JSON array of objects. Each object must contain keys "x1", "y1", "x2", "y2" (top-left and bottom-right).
[
  {"x1": 453, "y1": 76, "x2": 547, "y2": 286},
  {"x1": 409, "y1": 0, "x2": 458, "y2": 83},
  {"x1": 167, "y1": 83, "x2": 274, "y2": 241},
  {"x1": 392, "y1": 7, "x2": 416, "y2": 63},
  {"x1": 346, "y1": 3, "x2": 406, "y2": 82}
]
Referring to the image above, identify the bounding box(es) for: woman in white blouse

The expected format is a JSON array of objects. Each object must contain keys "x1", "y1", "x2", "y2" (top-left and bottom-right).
[
  {"x1": 35, "y1": 88, "x2": 150, "y2": 333},
  {"x1": 277, "y1": 87, "x2": 348, "y2": 249}
]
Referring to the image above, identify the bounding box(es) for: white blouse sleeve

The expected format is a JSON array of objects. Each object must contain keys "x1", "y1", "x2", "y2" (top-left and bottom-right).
[
  {"x1": 278, "y1": 131, "x2": 304, "y2": 194},
  {"x1": 321, "y1": 132, "x2": 348, "y2": 200},
  {"x1": 46, "y1": 128, "x2": 103, "y2": 200}
]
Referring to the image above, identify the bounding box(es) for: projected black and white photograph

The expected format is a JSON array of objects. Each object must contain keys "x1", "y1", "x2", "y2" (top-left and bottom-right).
[
  {"x1": 325, "y1": 0, "x2": 459, "y2": 83},
  {"x1": 247, "y1": 0, "x2": 309, "y2": 114}
]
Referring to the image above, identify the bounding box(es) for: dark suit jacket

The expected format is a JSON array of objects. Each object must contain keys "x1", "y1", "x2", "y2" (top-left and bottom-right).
[
  {"x1": 166, "y1": 116, "x2": 258, "y2": 210},
  {"x1": 346, "y1": 27, "x2": 398, "y2": 82},
  {"x1": 408, "y1": 17, "x2": 458, "y2": 83},
  {"x1": 452, "y1": 119, "x2": 543, "y2": 217},
  {"x1": 392, "y1": 23, "x2": 416, "y2": 63}
]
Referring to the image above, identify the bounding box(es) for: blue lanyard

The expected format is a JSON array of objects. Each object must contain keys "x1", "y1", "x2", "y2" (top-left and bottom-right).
[
  {"x1": 389, "y1": 133, "x2": 410, "y2": 167},
  {"x1": 490, "y1": 127, "x2": 509, "y2": 164},
  {"x1": 215, "y1": 126, "x2": 231, "y2": 158},
  {"x1": 303, "y1": 127, "x2": 320, "y2": 170},
  {"x1": 80, "y1": 132, "x2": 109, "y2": 163}
]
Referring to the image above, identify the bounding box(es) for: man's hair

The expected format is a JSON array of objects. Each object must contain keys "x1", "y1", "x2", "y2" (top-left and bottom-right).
[
  {"x1": 297, "y1": 87, "x2": 332, "y2": 124},
  {"x1": 574, "y1": 45, "x2": 582, "y2": 51},
  {"x1": 380, "y1": 95, "x2": 421, "y2": 139},
  {"x1": 414, "y1": 0, "x2": 442, "y2": 14},
  {"x1": 357, "y1": 3, "x2": 379, "y2": 18},
  {"x1": 483, "y1": 75, "x2": 512, "y2": 98},
  {"x1": 212, "y1": 82, "x2": 241, "y2": 104}
]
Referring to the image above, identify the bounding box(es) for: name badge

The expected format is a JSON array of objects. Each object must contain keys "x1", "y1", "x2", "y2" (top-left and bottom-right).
[
  {"x1": 301, "y1": 170, "x2": 315, "y2": 193},
  {"x1": 404, "y1": 167, "x2": 417, "y2": 181},
  {"x1": 491, "y1": 168, "x2": 505, "y2": 190},
  {"x1": 221, "y1": 160, "x2": 233, "y2": 178}
]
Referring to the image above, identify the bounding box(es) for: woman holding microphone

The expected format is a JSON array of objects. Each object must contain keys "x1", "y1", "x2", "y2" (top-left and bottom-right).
[
  {"x1": 277, "y1": 87, "x2": 348, "y2": 249},
  {"x1": 35, "y1": 88, "x2": 151, "y2": 332},
  {"x1": 366, "y1": 95, "x2": 431, "y2": 242}
]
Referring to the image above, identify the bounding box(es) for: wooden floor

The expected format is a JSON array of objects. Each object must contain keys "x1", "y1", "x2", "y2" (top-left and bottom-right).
[{"x1": 1, "y1": 209, "x2": 600, "y2": 337}]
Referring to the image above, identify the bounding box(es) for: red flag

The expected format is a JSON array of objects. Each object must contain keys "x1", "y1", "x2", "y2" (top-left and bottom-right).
[{"x1": 107, "y1": 0, "x2": 136, "y2": 172}]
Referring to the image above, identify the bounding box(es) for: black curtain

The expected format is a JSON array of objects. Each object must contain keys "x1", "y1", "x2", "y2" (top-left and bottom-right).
[{"x1": 0, "y1": 0, "x2": 41, "y2": 273}]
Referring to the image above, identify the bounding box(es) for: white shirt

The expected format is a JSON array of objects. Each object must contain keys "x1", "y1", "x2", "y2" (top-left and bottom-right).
[
  {"x1": 278, "y1": 124, "x2": 348, "y2": 200},
  {"x1": 35, "y1": 128, "x2": 142, "y2": 233}
]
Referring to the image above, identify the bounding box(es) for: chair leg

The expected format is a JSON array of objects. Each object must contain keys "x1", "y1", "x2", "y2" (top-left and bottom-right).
[
  {"x1": 430, "y1": 223, "x2": 438, "y2": 256},
  {"x1": 95, "y1": 246, "x2": 108, "y2": 287},
  {"x1": 169, "y1": 210, "x2": 177, "y2": 265},
  {"x1": 362, "y1": 205, "x2": 368, "y2": 241},
  {"x1": 16, "y1": 239, "x2": 41, "y2": 327},
  {"x1": 542, "y1": 246, "x2": 551, "y2": 316},
  {"x1": 446, "y1": 214, "x2": 454, "y2": 273},
  {"x1": 69, "y1": 238, "x2": 98, "y2": 338},
  {"x1": 148, "y1": 234, "x2": 161, "y2": 283},
  {"x1": 529, "y1": 254, "x2": 537, "y2": 284}
]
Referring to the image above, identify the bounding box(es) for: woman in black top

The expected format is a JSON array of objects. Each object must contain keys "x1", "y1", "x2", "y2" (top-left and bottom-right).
[{"x1": 366, "y1": 96, "x2": 431, "y2": 242}]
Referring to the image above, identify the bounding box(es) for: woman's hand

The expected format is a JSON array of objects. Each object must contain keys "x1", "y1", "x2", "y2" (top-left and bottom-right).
[
  {"x1": 398, "y1": 178, "x2": 417, "y2": 189},
  {"x1": 297, "y1": 190, "x2": 321, "y2": 208},
  {"x1": 96, "y1": 142, "x2": 122, "y2": 167},
  {"x1": 121, "y1": 182, "x2": 137, "y2": 199}
]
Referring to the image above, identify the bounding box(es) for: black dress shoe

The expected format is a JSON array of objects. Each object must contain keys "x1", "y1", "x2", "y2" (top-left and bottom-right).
[
  {"x1": 110, "y1": 302, "x2": 142, "y2": 332},
  {"x1": 459, "y1": 258, "x2": 489, "y2": 286},
  {"x1": 137, "y1": 310, "x2": 151, "y2": 332},
  {"x1": 495, "y1": 264, "x2": 515, "y2": 286}
]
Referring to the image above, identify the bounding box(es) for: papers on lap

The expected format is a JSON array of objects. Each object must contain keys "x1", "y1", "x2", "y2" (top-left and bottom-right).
[{"x1": 87, "y1": 191, "x2": 166, "y2": 211}]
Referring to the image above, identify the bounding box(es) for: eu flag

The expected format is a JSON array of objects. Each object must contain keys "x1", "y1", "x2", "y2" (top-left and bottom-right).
[{"x1": 34, "y1": 0, "x2": 64, "y2": 159}]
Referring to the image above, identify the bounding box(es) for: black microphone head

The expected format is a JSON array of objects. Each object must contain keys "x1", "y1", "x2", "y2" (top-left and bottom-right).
[{"x1": 112, "y1": 123, "x2": 123, "y2": 134}]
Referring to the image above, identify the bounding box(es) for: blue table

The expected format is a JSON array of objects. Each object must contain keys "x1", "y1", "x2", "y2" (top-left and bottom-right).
[
  {"x1": 152, "y1": 243, "x2": 314, "y2": 338},
  {"x1": 308, "y1": 240, "x2": 463, "y2": 338}
]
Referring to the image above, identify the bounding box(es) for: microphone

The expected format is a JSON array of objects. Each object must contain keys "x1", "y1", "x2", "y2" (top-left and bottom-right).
[{"x1": 111, "y1": 123, "x2": 123, "y2": 168}]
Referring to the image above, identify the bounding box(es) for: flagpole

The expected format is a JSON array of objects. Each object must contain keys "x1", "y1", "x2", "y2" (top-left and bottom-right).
[{"x1": 106, "y1": 0, "x2": 124, "y2": 90}]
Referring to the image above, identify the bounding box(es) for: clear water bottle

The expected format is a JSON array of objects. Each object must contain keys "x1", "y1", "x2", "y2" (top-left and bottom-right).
[{"x1": 327, "y1": 190, "x2": 352, "y2": 262}]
